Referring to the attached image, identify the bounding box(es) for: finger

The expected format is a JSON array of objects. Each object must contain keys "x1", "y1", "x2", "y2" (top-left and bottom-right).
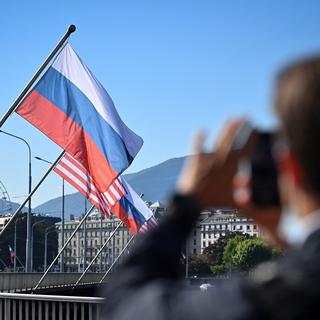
[
  {"x1": 214, "y1": 119, "x2": 248, "y2": 161},
  {"x1": 192, "y1": 130, "x2": 207, "y2": 154},
  {"x1": 214, "y1": 119, "x2": 236, "y2": 151}
]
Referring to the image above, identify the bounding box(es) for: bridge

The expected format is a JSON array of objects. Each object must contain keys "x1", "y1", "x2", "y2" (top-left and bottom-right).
[
  {"x1": 0, "y1": 272, "x2": 108, "y2": 319},
  {"x1": 0, "y1": 273, "x2": 108, "y2": 294}
]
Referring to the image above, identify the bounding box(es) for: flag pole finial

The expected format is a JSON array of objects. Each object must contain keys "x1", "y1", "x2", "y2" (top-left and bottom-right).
[
  {"x1": 68, "y1": 24, "x2": 76, "y2": 34},
  {"x1": 0, "y1": 24, "x2": 77, "y2": 129}
]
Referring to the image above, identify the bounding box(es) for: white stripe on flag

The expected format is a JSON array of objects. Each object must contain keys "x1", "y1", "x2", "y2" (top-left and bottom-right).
[
  {"x1": 55, "y1": 164, "x2": 100, "y2": 204},
  {"x1": 60, "y1": 156, "x2": 98, "y2": 193},
  {"x1": 52, "y1": 44, "x2": 143, "y2": 158},
  {"x1": 55, "y1": 160, "x2": 111, "y2": 214},
  {"x1": 109, "y1": 184, "x2": 121, "y2": 201},
  {"x1": 103, "y1": 191, "x2": 115, "y2": 206},
  {"x1": 54, "y1": 153, "x2": 127, "y2": 218},
  {"x1": 115, "y1": 178, "x2": 126, "y2": 195},
  {"x1": 57, "y1": 158, "x2": 99, "y2": 199}
]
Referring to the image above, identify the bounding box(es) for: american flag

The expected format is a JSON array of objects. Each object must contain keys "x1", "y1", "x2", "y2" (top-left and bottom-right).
[
  {"x1": 53, "y1": 152, "x2": 158, "y2": 234},
  {"x1": 139, "y1": 215, "x2": 158, "y2": 233},
  {"x1": 54, "y1": 153, "x2": 126, "y2": 217}
]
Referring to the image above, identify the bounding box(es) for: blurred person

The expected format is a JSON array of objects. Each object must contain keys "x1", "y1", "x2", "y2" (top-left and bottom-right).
[{"x1": 102, "y1": 56, "x2": 320, "y2": 319}]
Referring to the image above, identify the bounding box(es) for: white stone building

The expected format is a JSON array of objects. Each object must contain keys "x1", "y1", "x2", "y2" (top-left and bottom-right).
[
  {"x1": 56, "y1": 210, "x2": 132, "y2": 272},
  {"x1": 56, "y1": 202, "x2": 261, "y2": 271},
  {"x1": 186, "y1": 209, "x2": 260, "y2": 255}
]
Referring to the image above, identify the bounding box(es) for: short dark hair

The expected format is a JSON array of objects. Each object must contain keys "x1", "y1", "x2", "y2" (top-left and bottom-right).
[{"x1": 275, "y1": 56, "x2": 320, "y2": 194}]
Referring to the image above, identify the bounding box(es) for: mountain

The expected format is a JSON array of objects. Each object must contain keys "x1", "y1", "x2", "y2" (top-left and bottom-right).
[
  {"x1": 124, "y1": 156, "x2": 187, "y2": 201},
  {"x1": 33, "y1": 156, "x2": 187, "y2": 218},
  {"x1": 0, "y1": 198, "x2": 28, "y2": 215}
]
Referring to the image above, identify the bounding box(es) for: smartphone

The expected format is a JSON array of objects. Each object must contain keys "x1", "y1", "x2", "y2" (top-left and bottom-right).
[{"x1": 250, "y1": 132, "x2": 280, "y2": 207}]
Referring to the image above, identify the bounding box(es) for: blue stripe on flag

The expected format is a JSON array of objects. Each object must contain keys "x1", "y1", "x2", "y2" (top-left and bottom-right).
[
  {"x1": 35, "y1": 67, "x2": 133, "y2": 173},
  {"x1": 118, "y1": 197, "x2": 147, "y2": 229}
]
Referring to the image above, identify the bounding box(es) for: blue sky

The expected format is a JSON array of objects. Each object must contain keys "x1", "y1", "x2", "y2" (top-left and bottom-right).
[{"x1": 0, "y1": 1, "x2": 320, "y2": 207}]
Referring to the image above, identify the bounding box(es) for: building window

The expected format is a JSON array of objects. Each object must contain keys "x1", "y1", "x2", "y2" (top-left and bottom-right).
[
  {"x1": 193, "y1": 248, "x2": 197, "y2": 254},
  {"x1": 193, "y1": 239, "x2": 196, "y2": 245}
]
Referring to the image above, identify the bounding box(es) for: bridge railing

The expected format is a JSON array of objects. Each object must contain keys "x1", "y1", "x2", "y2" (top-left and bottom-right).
[
  {"x1": 0, "y1": 292, "x2": 104, "y2": 320},
  {"x1": 0, "y1": 273, "x2": 106, "y2": 293}
]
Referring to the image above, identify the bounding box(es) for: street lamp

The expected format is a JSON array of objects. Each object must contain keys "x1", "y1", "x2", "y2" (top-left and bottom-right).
[
  {"x1": 100, "y1": 213, "x2": 103, "y2": 273},
  {"x1": 0, "y1": 130, "x2": 32, "y2": 273},
  {"x1": 44, "y1": 226, "x2": 58, "y2": 271},
  {"x1": 35, "y1": 156, "x2": 65, "y2": 272},
  {"x1": 83, "y1": 198, "x2": 87, "y2": 272},
  {"x1": 14, "y1": 215, "x2": 25, "y2": 272},
  {"x1": 31, "y1": 219, "x2": 46, "y2": 272}
]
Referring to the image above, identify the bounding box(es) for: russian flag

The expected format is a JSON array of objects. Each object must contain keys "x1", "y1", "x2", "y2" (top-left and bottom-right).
[
  {"x1": 111, "y1": 176, "x2": 156, "y2": 234},
  {"x1": 8, "y1": 245, "x2": 15, "y2": 264},
  {"x1": 16, "y1": 44, "x2": 143, "y2": 193}
]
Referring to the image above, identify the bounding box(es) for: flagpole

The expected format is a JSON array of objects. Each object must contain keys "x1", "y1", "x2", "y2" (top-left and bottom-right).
[
  {"x1": 0, "y1": 24, "x2": 76, "y2": 129},
  {"x1": 98, "y1": 235, "x2": 135, "y2": 285},
  {"x1": 33, "y1": 204, "x2": 96, "y2": 292},
  {"x1": 0, "y1": 150, "x2": 65, "y2": 238},
  {"x1": 72, "y1": 220, "x2": 123, "y2": 289}
]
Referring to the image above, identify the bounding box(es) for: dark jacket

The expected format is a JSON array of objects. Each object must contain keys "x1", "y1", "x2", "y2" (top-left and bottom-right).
[{"x1": 102, "y1": 195, "x2": 320, "y2": 319}]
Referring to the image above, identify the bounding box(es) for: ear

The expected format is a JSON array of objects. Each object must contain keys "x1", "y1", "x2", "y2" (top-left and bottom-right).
[{"x1": 278, "y1": 149, "x2": 303, "y2": 187}]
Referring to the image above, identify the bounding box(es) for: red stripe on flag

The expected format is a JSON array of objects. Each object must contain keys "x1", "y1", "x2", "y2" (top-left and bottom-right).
[
  {"x1": 54, "y1": 166, "x2": 110, "y2": 215},
  {"x1": 17, "y1": 90, "x2": 118, "y2": 193},
  {"x1": 112, "y1": 201, "x2": 139, "y2": 234},
  {"x1": 57, "y1": 153, "x2": 113, "y2": 207}
]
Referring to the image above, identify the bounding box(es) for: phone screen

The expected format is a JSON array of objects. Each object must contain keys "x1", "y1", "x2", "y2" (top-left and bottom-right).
[{"x1": 251, "y1": 132, "x2": 280, "y2": 207}]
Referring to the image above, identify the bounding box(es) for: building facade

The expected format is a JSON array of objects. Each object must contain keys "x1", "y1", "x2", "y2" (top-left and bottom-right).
[
  {"x1": 56, "y1": 210, "x2": 132, "y2": 272},
  {"x1": 56, "y1": 203, "x2": 260, "y2": 271},
  {"x1": 186, "y1": 209, "x2": 260, "y2": 255}
]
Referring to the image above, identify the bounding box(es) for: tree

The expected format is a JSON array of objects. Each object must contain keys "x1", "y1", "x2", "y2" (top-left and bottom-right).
[
  {"x1": 209, "y1": 234, "x2": 279, "y2": 275},
  {"x1": 188, "y1": 255, "x2": 211, "y2": 277},
  {"x1": 223, "y1": 235, "x2": 245, "y2": 270},
  {"x1": 202, "y1": 231, "x2": 251, "y2": 266},
  {"x1": 233, "y1": 238, "x2": 274, "y2": 271}
]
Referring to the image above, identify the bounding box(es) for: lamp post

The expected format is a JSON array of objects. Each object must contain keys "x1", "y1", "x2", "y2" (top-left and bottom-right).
[
  {"x1": 99, "y1": 214, "x2": 103, "y2": 273},
  {"x1": 14, "y1": 215, "x2": 25, "y2": 272},
  {"x1": 44, "y1": 226, "x2": 57, "y2": 271},
  {"x1": 83, "y1": 199, "x2": 87, "y2": 272},
  {"x1": 35, "y1": 156, "x2": 65, "y2": 272},
  {"x1": 0, "y1": 130, "x2": 32, "y2": 272},
  {"x1": 31, "y1": 219, "x2": 45, "y2": 272}
]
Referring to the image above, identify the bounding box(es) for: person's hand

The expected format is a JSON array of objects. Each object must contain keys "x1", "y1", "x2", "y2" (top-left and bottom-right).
[
  {"x1": 177, "y1": 119, "x2": 285, "y2": 248},
  {"x1": 177, "y1": 119, "x2": 255, "y2": 208}
]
